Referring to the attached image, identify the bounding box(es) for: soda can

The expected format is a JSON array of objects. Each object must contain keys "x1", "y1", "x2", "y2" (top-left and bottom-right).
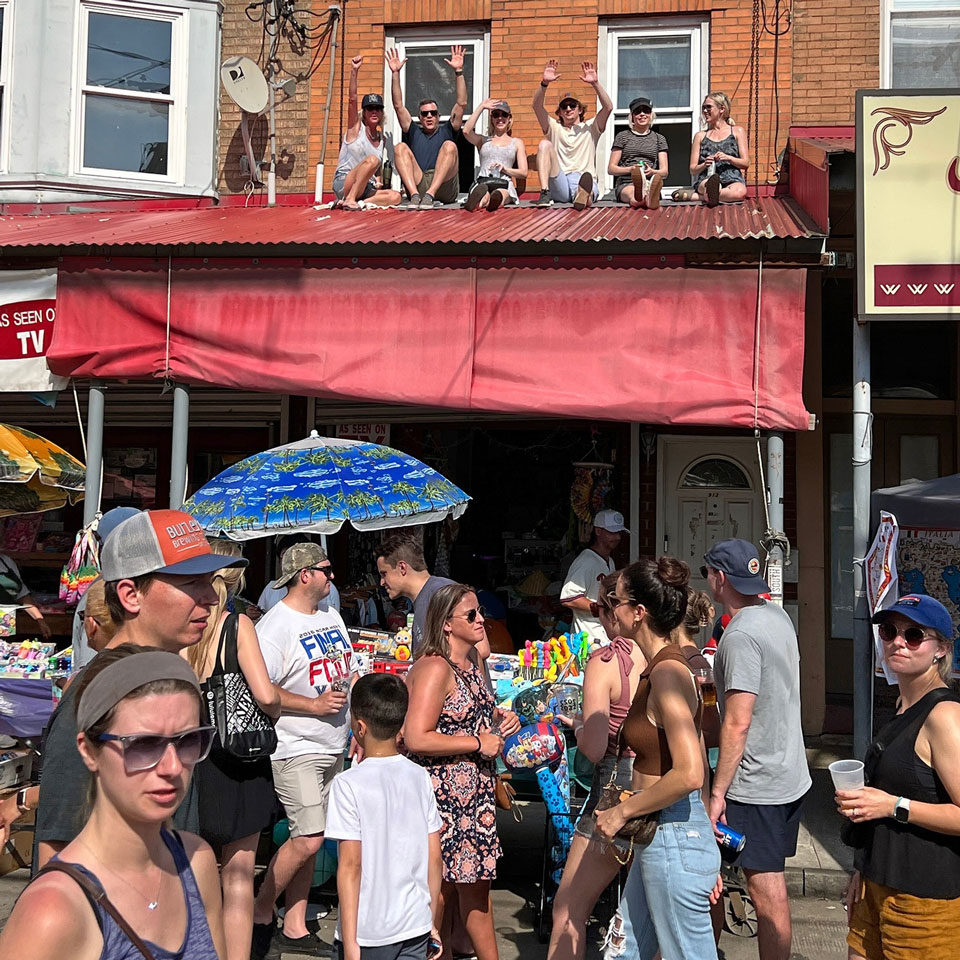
[{"x1": 715, "y1": 823, "x2": 746, "y2": 861}]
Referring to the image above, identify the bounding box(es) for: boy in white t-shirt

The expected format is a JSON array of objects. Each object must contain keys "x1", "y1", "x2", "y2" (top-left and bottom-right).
[{"x1": 326, "y1": 673, "x2": 443, "y2": 960}]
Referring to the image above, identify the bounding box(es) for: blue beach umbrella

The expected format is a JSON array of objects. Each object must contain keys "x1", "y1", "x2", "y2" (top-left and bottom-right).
[{"x1": 184, "y1": 431, "x2": 470, "y2": 540}]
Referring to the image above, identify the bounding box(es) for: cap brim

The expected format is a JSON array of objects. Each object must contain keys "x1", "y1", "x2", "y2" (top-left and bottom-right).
[
  {"x1": 159, "y1": 555, "x2": 248, "y2": 577},
  {"x1": 596, "y1": 524, "x2": 628, "y2": 533},
  {"x1": 870, "y1": 606, "x2": 940, "y2": 630},
  {"x1": 724, "y1": 572, "x2": 770, "y2": 595},
  {"x1": 270, "y1": 570, "x2": 298, "y2": 589}
]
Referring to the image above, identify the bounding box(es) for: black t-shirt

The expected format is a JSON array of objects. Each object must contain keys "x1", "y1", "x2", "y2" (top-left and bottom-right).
[
  {"x1": 403, "y1": 120, "x2": 457, "y2": 171},
  {"x1": 611, "y1": 129, "x2": 669, "y2": 188}
]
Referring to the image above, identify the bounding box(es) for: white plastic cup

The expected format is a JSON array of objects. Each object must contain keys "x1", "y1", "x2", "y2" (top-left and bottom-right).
[{"x1": 829, "y1": 759, "x2": 865, "y2": 791}]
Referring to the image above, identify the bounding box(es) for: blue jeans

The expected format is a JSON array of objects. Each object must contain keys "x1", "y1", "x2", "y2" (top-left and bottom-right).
[{"x1": 604, "y1": 791, "x2": 720, "y2": 960}]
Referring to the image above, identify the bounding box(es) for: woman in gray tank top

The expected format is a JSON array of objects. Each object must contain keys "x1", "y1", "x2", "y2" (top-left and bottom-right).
[
  {"x1": 461, "y1": 98, "x2": 528, "y2": 211},
  {"x1": 688, "y1": 92, "x2": 749, "y2": 207}
]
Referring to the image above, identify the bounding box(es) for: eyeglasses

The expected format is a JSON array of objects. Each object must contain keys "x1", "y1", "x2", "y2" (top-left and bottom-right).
[
  {"x1": 877, "y1": 621, "x2": 933, "y2": 648},
  {"x1": 97, "y1": 726, "x2": 214, "y2": 773},
  {"x1": 308, "y1": 565, "x2": 333, "y2": 577},
  {"x1": 452, "y1": 606, "x2": 485, "y2": 623},
  {"x1": 491, "y1": 111, "x2": 509, "y2": 119},
  {"x1": 420, "y1": 109, "x2": 439, "y2": 117}
]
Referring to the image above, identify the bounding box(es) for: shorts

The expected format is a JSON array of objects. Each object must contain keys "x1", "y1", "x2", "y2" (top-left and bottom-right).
[
  {"x1": 575, "y1": 753, "x2": 635, "y2": 831},
  {"x1": 417, "y1": 168, "x2": 458, "y2": 204},
  {"x1": 724, "y1": 795, "x2": 804, "y2": 872},
  {"x1": 332, "y1": 172, "x2": 377, "y2": 201},
  {"x1": 848, "y1": 876, "x2": 960, "y2": 960},
  {"x1": 548, "y1": 171, "x2": 600, "y2": 203},
  {"x1": 336, "y1": 933, "x2": 430, "y2": 960},
  {"x1": 271, "y1": 753, "x2": 344, "y2": 837}
]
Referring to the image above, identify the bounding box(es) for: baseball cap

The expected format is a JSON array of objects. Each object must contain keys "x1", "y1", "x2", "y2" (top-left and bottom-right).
[
  {"x1": 272, "y1": 542, "x2": 329, "y2": 589},
  {"x1": 558, "y1": 92, "x2": 582, "y2": 107},
  {"x1": 492, "y1": 100, "x2": 511, "y2": 115},
  {"x1": 100, "y1": 509, "x2": 247, "y2": 581},
  {"x1": 872, "y1": 594, "x2": 955, "y2": 638},
  {"x1": 96, "y1": 506, "x2": 140, "y2": 544},
  {"x1": 593, "y1": 509, "x2": 628, "y2": 534},
  {"x1": 703, "y1": 539, "x2": 769, "y2": 594},
  {"x1": 629, "y1": 96, "x2": 653, "y2": 113},
  {"x1": 361, "y1": 93, "x2": 384, "y2": 109}
]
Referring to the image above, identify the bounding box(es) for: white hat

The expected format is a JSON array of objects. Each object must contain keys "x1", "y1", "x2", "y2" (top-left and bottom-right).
[{"x1": 593, "y1": 509, "x2": 628, "y2": 533}]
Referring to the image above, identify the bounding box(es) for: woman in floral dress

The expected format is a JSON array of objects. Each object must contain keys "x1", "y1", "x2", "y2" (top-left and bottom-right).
[{"x1": 405, "y1": 583, "x2": 521, "y2": 960}]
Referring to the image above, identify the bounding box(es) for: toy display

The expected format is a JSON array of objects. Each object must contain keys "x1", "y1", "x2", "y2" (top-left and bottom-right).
[{"x1": 0, "y1": 640, "x2": 71, "y2": 678}]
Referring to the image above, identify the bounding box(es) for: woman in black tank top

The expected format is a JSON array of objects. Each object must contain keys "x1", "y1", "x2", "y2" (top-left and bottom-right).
[{"x1": 837, "y1": 594, "x2": 960, "y2": 960}]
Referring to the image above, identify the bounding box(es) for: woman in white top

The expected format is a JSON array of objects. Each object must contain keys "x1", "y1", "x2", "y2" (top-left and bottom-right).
[
  {"x1": 461, "y1": 99, "x2": 528, "y2": 212},
  {"x1": 332, "y1": 56, "x2": 401, "y2": 210}
]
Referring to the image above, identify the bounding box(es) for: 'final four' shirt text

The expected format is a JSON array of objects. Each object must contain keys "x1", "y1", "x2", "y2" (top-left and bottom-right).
[{"x1": 257, "y1": 600, "x2": 357, "y2": 759}]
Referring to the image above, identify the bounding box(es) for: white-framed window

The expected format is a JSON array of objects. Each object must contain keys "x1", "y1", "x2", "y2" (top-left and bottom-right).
[
  {"x1": 73, "y1": 1, "x2": 186, "y2": 183},
  {"x1": 881, "y1": 0, "x2": 960, "y2": 87},
  {"x1": 0, "y1": 1, "x2": 12, "y2": 172},
  {"x1": 598, "y1": 18, "x2": 709, "y2": 191}
]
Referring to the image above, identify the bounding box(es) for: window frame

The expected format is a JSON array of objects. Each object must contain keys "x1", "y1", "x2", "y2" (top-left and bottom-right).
[
  {"x1": 597, "y1": 16, "x2": 709, "y2": 193},
  {"x1": 0, "y1": 1, "x2": 12, "y2": 174},
  {"x1": 880, "y1": 0, "x2": 960, "y2": 87},
  {"x1": 72, "y1": 0, "x2": 188, "y2": 185}
]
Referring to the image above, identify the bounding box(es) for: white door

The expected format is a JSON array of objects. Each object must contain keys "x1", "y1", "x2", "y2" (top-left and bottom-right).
[{"x1": 657, "y1": 437, "x2": 766, "y2": 607}]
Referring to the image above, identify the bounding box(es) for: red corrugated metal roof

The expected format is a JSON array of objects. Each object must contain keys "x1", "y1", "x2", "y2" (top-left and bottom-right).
[
  {"x1": 799, "y1": 136, "x2": 855, "y2": 154},
  {"x1": 0, "y1": 197, "x2": 821, "y2": 250}
]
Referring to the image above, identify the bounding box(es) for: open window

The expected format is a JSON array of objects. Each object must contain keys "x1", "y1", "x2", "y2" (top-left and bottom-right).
[{"x1": 881, "y1": 0, "x2": 960, "y2": 86}]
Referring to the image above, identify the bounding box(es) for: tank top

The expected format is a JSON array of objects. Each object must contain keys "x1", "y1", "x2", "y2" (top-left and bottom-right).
[
  {"x1": 697, "y1": 126, "x2": 745, "y2": 184},
  {"x1": 477, "y1": 137, "x2": 520, "y2": 199},
  {"x1": 52, "y1": 829, "x2": 219, "y2": 960},
  {"x1": 859, "y1": 687, "x2": 960, "y2": 899},
  {"x1": 621, "y1": 645, "x2": 703, "y2": 777},
  {"x1": 586, "y1": 637, "x2": 638, "y2": 757},
  {"x1": 333, "y1": 128, "x2": 386, "y2": 181}
]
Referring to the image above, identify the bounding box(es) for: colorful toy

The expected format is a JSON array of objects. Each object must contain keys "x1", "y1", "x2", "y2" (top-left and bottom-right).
[
  {"x1": 394, "y1": 643, "x2": 411, "y2": 661},
  {"x1": 502, "y1": 722, "x2": 565, "y2": 772}
]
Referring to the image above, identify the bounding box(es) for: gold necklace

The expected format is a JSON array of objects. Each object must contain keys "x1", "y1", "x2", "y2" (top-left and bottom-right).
[{"x1": 77, "y1": 838, "x2": 164, "y2": 910}]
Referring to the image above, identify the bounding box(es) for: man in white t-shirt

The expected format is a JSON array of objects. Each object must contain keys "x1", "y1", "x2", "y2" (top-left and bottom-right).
[
  {"x1": 561, "y1": 509, "x2": 627, "y2": 645},
  {"x1": 253, "y1": 542, "x2": 356, "y2": 959}
]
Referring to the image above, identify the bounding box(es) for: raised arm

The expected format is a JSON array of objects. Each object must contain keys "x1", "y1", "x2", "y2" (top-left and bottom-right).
[
  {"x1": 463, "y1": 98, "x2": 495, "y2": 147},
  {"x1": 533, "y1": 59, "x2": 561, "y2": 135},
  {"x1": 344, "y1": 55, "x2": 363, "y2": 142},
  {"x1": 581, "y1": 62, "x2": 613, "y2": 133},
  {"x1": 385, "y1": 46, "x2": 412, "y2": 132},
  {"x1": 446, "y1": 45, "x2": 468, "y2": 131}
]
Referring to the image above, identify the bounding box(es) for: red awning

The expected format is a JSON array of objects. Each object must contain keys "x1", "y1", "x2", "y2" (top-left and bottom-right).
[{"x1": 49, "y1": 258, "x2": 811, "y2": 430}]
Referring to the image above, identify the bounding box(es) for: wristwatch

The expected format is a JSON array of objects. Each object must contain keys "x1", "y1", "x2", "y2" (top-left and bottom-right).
[
  {"x1": 893, "y1": 796, "x2": 911, "y2": 823},
  {"x1": 15, "y1": 787, "x2": 29, "y2": 814}
]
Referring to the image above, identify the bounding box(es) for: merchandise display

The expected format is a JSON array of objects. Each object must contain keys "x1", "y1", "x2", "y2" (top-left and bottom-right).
[{"x1": 0, "y1": 640, "x2": 71, "y2": 678}]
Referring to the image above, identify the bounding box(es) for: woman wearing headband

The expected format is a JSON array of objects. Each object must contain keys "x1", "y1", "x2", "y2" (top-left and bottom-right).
[{"x1": 0, "y1": 645, "x2": 225, "y2": 960}]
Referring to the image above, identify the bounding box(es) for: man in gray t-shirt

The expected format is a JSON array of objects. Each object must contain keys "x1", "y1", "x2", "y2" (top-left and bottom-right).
[{"x1": 704, "y1": 539, "x2": 810, "y2": 960}]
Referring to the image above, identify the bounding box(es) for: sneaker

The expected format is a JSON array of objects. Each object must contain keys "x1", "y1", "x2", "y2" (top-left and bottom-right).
[
  {"x1": 536, "y1": 190, "x2": 552, "y2": 207},
  {"x1": 464, "y1": 182, "x2": 487, "y2": 212},
  {"x1": 647, "y1": 174, "x2": 663, "y2": 210},
  {"x1": 630, "y1": 163, "x2": 645, "y2": 197},
  {"x1": 704, "y1": 174, "x2": 721, "y2": 207},
  {"x1": 419, "y1": 193, "x2": 435, "y2": 209},
  {"x1": 486, "y1": 190, "x2": 503, "y2": 212},
  {"x1": 251, "y1": 921, "x2": 278, "y2": 960},
  {"x1": 573, "y1": 172, "x2": 593, "y2": 210},
  {"x1": 274, "y1": 931, "x2": 326, "y2": 957}
]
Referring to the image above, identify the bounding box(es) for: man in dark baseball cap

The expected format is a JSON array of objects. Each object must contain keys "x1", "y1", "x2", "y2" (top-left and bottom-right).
[{"x1": 702, "y1": 538, "x2": 770, "y2": 595}]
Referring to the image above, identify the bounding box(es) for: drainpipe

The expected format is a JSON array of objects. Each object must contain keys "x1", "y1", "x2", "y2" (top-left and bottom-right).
[
  {"x1": 169, "y1": 384, "x2": 190, "y2": 509},
  {"x1": 266, "y1": 0, "x2": 279, "y2": 206},
  {"x1": 315, "y1": 5, "x2": 343, "y2": 202},
  {"x1": 766, "y1": 432, "x2": 784, "y2": 606},
  {"x1": 82, "y1": 381, "x2": 105, "y2": 525}
]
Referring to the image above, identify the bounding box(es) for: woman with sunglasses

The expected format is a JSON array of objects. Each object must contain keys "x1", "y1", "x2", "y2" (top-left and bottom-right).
[
  {"x1": 462, "y1": 98, "x2": 528, "y2": 212},
  {"x1": 404, "y1": 584, "x2": 520, "y2": 960},
  {"x1": 687, "y1": 92, "x2": 748, "y2": 207},
  {"x1": 838, "y1": 594, "x2": 960, "y2": 960},
  {"x1": 548, "y1": 572, "x2": 647, "y2": 960},
  {"x1": 594, "y1": 557, "x2": 720, "y2": 960},
  {"x1": 608, "y1": 96, "x2": 668, "y2": 210},
  {"x1": 0, "y1": 645, "x2": 225, "y2": 960}
]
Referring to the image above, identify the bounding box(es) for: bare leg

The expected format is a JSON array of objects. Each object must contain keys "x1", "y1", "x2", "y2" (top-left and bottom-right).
[
  {"x1": 618, "y1": 183, "x2": 641, "y2": 208},
  {"x1": 367, "y1": 189, "x2": 402, "y2": 207},
  {"x1": 428, "y1": 141, "x2": 459, "y2": 199},
  {"x1": 548, "y1": 834, "x2": 623, "y2": 960},
  {"x1": 744, "y1": 869, "x2": 792, "y2": 960},
  {"x1": 220, "y1": 834, "x2": 259, "y2": 960},
  {"x1": 710, "y1": 895, "x2": 724, "y2": 946},
  {"x1": 438, "y1": 881, "x2": 457, "y2": 960},
  {"x1": 252, "y1": 833, "x2": 324, "y2": 936},
  {"x1": 393, "y1": 142, "x2": 423, "y2": 198},
  {"x1": 537, "y1": 140, "x2": 556, "y2": 196},
  {"x1": 457, "y1": 880, "x2": 499, "y2": 960},
  {"x1": 719, "y1": 181, "x2": 748, "y2": 201},
  {"x1": 340, "y1": 155, "x2": 380, "y2": 209}
]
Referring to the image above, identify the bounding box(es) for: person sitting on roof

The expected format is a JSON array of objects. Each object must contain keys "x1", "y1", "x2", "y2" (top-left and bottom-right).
[
  {"x1": 533, "y1": 59, "x2": 612, "y2": 210},
  {"x1": 461, "y1": 98, "x2": 528, "y2": 212},
  {"x1": 332, "y1": 56, "x2": 402, "y2": 210},
  {"x1": 387, "y1": 45, "x2": 467, "y2": 209},
  {"x1": 687, "y1": 91, "x2": 749, "y2": 207},
  {"x1": 608, "y1": 96, "x2": 668, "y2": 210}
]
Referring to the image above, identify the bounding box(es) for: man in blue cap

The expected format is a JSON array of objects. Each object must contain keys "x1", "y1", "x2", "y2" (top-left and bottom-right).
[{"x1": 703, "y1": 538, "x2": 811, "y2": 960}]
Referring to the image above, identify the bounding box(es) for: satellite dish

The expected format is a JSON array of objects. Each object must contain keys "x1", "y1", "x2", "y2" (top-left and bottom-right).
[{"x1": 221, "y1": 56, "x2": 269, "y2": 114}]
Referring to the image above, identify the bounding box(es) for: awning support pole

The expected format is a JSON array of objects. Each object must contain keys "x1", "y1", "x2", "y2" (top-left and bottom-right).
[
  {"x1": 765, "y1": 431, "x2": 785, "y2": 605},
  {"x1": 629, "y1": 423, "x2": 640, "y2": 563},
  {"x1": 82, "y1": 380, "x2": 105, "y2": 526},
  {"x1": 853, "y1": 317, "x2": 874, "y2": 759},
  {"x1": 169, "y1": 383, "x2": 190, "y2": 509}
]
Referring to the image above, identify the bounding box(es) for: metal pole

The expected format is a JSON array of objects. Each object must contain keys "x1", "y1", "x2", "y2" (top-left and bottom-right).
[
  {"x1": 169, "y1": 383, "x2": 190, "y2": 509},
  {"x1": 852, "y1": 317, "x2": 873, "y2": 759},
  {"x1": 266, "y1": 0, "x2": 279, "y2": 206},
  {"x1": 82, "y1": 381, "x2": 105, "y2": 525},
  {"x1": 766, "y1": 431, "x2": 784, "y2": 606},
  {"x1": 315, "y1": 5, "x2": 343, "y2": 200},
  {"x1": 629, "y1": 423, "x2": 640, "y2": 563}
]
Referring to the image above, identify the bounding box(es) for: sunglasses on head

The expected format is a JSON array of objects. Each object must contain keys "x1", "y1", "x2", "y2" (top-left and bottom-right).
[
  {"x1": 97, "y1": 726, "x2": 214, "y2": 773},
  {"x1": 420, "y1": 109, "x2": 439, "y2": 117},
  {"x1": 453, "y1": 605, "x2": 486, "y2": 623},
  {"x1": 877, "y1": 621, "x2": 932, "y2": 648}
]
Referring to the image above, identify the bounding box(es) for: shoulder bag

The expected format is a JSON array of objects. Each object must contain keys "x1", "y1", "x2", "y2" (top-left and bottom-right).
[{"x1": 202, "y1": 613, "x2": 278, "y2": 761}]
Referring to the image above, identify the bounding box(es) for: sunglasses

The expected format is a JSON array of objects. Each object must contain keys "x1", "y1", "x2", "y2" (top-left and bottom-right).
[
  {"x1": 97, "y1": 726, "x2": 214, "y2": 773},
  {"x1": 633, "y1": 107, "x2": 652, "y2": 115},
  {"x1": 560, "y1": 102, "x2": 579, "y2": 110},
  {"x1": 699, "y1": 565, "x2": 711, "y2": 579},
  {"x1": 702, "y1": 105, "x2": 716, "y2": 112},
  {"x1": 491, "y1": 111, "x2": 509, "y2": 119},
  {"x1": 420, "y1": 109, "x2": 439, "y2": 117},
  {"x1": 877, "y1": 621, "x2": 933, "y2": 648},
  {"x1": 452, "y1": 605, "x2": 486, "y2": 623},
  {"x1": 309, "y1": 565, "x2": 333, "y2": 576}
]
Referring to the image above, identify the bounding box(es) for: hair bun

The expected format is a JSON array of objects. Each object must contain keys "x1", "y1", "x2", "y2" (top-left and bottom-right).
[{"x1": 657, "y1": 556, "x2": 690, "y2": 589}]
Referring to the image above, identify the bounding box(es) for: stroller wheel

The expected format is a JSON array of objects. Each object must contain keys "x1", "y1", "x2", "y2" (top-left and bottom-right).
[{"x1": 724, "y1": 889, "x2": 759, "y2": 938}]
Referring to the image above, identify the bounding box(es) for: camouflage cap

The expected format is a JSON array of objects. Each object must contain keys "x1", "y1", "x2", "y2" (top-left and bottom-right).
[{"x1": 271, "y1": 542, "x2": 329, "y2": 588}]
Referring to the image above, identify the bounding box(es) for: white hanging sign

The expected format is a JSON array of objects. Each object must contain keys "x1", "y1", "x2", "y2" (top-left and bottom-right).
[{"x1": 0, "y1": 268, "x2": 67, "y2": 392}]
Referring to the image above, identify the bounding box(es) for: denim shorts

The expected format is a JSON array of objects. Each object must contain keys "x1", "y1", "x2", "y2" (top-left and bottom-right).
[
  {"x1": 604, "y1": 791, "x2": 720, "y2": 960},
  {"x1": 548, "y1": 171, "x2": 600, "y2": 203},
  {"x1": 575, "y1": 753, "x2": 635, "y2": 832},
  {"x1": 332, "y1": 172, "x2": 377, "y2": 201}
]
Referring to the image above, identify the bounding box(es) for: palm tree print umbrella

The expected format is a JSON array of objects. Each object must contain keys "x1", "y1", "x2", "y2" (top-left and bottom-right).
[{"x1": 184, "y1": 432, "x2": 470, "y2": 540}]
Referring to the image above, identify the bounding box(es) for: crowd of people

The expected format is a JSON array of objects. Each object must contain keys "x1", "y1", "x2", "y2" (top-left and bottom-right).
[
  {"x1": 0, "y1": 507, "x2": 957, "y2": 960},
  {"x1": 331, "y1": 48, "x2": 748, "y2": 211}
]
